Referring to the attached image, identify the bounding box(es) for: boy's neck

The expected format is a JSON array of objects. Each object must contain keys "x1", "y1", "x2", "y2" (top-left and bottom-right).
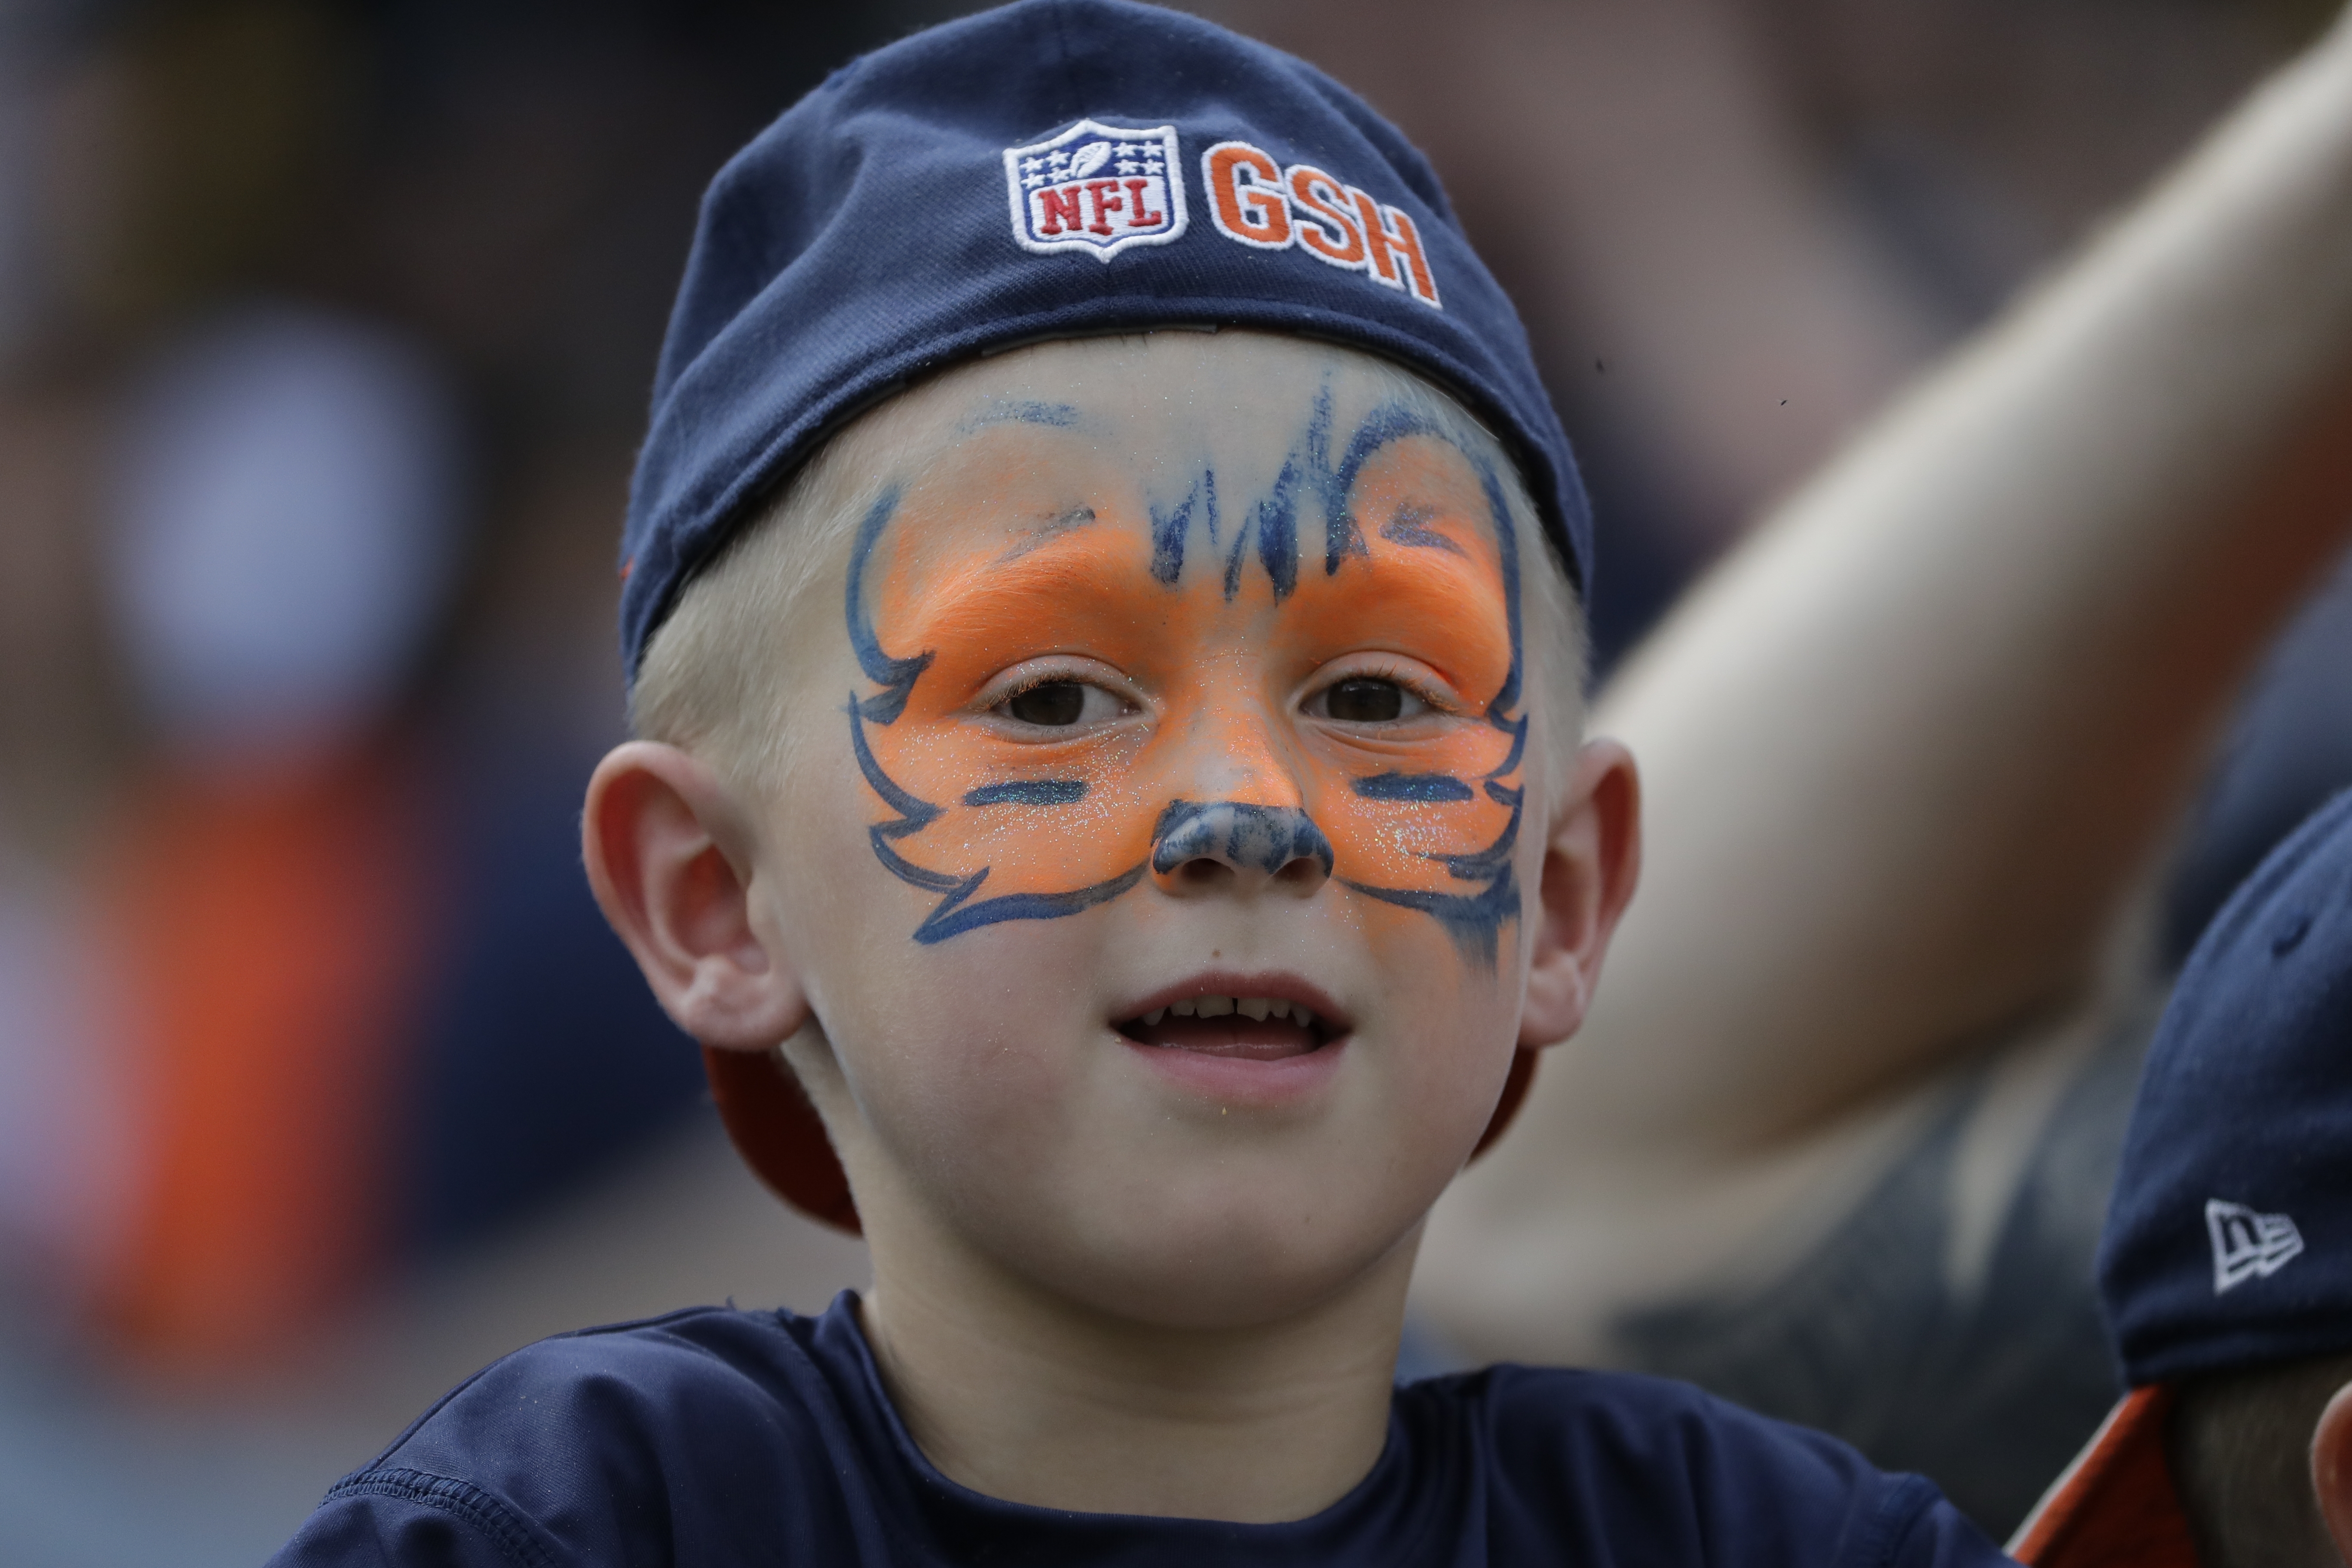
[{"x1": 856, "y1": 1223, "x2": 1418, "y2": 1524}]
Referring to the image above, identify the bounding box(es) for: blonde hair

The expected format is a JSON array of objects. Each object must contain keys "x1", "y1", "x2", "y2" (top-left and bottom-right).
[{"x1": 632, "y1": 340, "x2": 1588, "y2": 800}]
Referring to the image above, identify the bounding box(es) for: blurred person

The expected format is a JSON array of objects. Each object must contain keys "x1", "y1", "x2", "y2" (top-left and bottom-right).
[
  {"x1": 106, "y1": 309, "x2": 459, "y2": 760},
  {"x1": 2007, "y1": 787, "x2": 2352, "y2": 1568},
  {"x1": 86, "y1": 304, "x2": 462, "y2": 1369},
  {"x1": 0, "y1": 6, "x2": 904, "y2": 1558},
  {"x1": 75, "y1": 301, "x2": 715, "y2": 1372},
  {"x1": 0, "y1": 0, "x2": 395, "y2": 1362},
  {"x1": 0, "y1": 0, "x2": 913, "y2": 1372},
  {"x1": 1415, "y1": 2, "x2": 2352, "y2": 1534}
]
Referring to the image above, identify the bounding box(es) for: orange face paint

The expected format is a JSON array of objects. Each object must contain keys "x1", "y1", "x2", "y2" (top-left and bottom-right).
[{"x1": 845, "y1": 387, "x2": 1531, "y2": 959}]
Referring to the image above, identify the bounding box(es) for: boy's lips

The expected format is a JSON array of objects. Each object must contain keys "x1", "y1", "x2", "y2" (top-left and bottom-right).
[{"x1": 1112, "y1": 974, "x2": 1350, "y2": 1061}]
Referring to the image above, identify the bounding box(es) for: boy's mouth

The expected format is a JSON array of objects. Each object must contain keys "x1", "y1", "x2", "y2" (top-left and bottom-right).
[{"x1": 1113, "y1": 983, "x2": 1344, "y2": 1061}]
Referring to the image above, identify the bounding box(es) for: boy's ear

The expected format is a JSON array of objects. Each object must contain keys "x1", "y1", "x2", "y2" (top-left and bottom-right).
[
  {"x1": 2316, "y1": 1378, "x2": 2352, "y2": 1565},
  {"x1": 1519, "y1": 738, "x2": 1642, "y2": 1049},
  {"x1": 582, "y1": 740, "x2": 810, "y2": 1052}
]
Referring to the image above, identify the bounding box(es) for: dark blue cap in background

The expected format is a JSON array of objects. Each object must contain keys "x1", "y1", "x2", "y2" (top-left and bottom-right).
[
  {"x1": 2015, "y1": 788, "x2": 2352, "y2": 1561},
  {"x1": 2098, "y1": 785, "x2": 2352, "y2": 1387},
  {"x1": 619, "y1": 0, "x2": 1590, "y2": 681}
]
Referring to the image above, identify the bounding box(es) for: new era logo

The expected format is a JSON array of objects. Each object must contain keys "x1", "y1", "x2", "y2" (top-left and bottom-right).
[
  {"x1": 2207, "y1": 1198, "x2": 2303, "y2": 1294},
  {"x1": 1004, "y1": 119, "x2": 1187, "y2": 261}
]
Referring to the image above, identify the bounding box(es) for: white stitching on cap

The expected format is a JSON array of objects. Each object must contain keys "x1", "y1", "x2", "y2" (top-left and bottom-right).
[
  {"x1": 2207, "y1": 1197, "x2": 2304, "y2": 1293},
  {"x1": 1004, "y1": 120, "x2": 1188, "y2": 262}
]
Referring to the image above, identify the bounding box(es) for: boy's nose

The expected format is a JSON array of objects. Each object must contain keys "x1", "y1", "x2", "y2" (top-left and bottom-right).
[{"x1": 1150, "y1": 801, "x2": 1334, "y2": 895}]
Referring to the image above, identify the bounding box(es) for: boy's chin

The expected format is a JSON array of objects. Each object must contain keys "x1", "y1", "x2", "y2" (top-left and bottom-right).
[{"x1": 945, "y1": 1160, "x2": 1449, "y2": 1334}]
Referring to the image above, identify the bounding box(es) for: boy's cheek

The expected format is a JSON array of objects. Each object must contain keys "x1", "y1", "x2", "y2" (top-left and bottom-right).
[
  {"x1": 808, "y1": 926, "x2": 1130, "y2": 1215},
  {"x1": 844, "y1": 1000, "x2": 1076, "y2": 1194}
]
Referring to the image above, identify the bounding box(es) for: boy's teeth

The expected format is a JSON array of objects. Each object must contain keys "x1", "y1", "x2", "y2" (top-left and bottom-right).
[{"x1": 1137, "y1": 995, "x2": 1324, "y2": 1030}]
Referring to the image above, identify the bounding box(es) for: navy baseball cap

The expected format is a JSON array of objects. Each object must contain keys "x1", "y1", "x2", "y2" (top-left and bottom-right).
[
  {"x1": 619, "y1": 0, "x2": 1591, "y2": 683},
  {"x1": 2010, "y1": 788, "x2": 2352, "y2": 1565}
]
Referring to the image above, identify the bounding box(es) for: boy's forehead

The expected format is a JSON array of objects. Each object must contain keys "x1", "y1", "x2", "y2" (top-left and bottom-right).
[{"x1": 845, "y1": 332, "x2": 1495, "y2": 567}]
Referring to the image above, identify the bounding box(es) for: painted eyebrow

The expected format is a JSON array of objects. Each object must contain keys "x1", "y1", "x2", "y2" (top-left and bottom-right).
[
  {"x1": 994, "y1": 504, "x2": 1099, "y2": 564},
  {"x1": 957, "y1": 399, "x2": 1083, "y2": 432},
  {"x1": 962, "y1": 780, "x2": 1088, "y2": 806},
  {"x1": 1379, "y1": 503, "x2": 1468, "y2": 556}
]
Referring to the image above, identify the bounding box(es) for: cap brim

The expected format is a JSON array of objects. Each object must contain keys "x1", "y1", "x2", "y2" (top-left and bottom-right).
[{"x1": 2006, "y1": 1385, "x2": 2199, "y2": 1566}]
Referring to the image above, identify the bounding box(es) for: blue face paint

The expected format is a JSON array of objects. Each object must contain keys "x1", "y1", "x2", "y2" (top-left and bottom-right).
[
  {"x1": 1352, "y1": 772, "x2": 1476, "y2": 803},
  {"x1": 997, "y1": 506, "x2": 1097, "y2": 564},
  {"x1": 1334, "y1": 456, "x2": 1532, "y2": 964},
  {"x1": 1326, "y1": 401, "x2": 1450, "y2": 572},
  {"x1": 850, "y1": 680, "x2": 1145, "y2": 944},
  {"x1": 845, "y1": 485, "x2": 1147, "y2": 943},
  {"x1": 846, "y1": 688, "x2": 958, "y2": 894},
  {"x1": 964, "y1": 780, "x2": 1089, "y2": 806},
  {"x1": 1150, "y1": 470, "x2": 1215, "y2": 586},
  {"x1": 845, "y1": 389, "x2": 1535, "y2": 961},
  {"x1": 960, "y1": 399, "x2": 1083, "y2": 431},
  {"x1": 1234, "y1": 385, "x2": 1329, "y2": 601},
  {"x1": 1151, "y1": 801, "x2": 1336, "y2": 879},
  {"x1": 907, "y1": 864, "x2": 1150, "y2": 946},
  {"x1": 1144, "y1": 381, "x2": 1457, "y2": 603},
  {"x1": 1475, "y1": 461, "x2": 1528, "y2": 783},
  {"x1": 1343, "y1": 783, "x2": 1523, "y2": 965},
  {"x1": 1379, "y1": 504, "x2": 1467, "y2": 556},
  {"x1": 845, "y1": 487, "x2": 931, "y2": 725}
]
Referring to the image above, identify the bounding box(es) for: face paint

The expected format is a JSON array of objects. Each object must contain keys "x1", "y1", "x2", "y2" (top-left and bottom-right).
[
  {"x1": 1246, "y1": 435, "x2": 1526, "y2": 962},
  {"x1": 844, "y1": 385, "x2": 1531, "y2": 961}
]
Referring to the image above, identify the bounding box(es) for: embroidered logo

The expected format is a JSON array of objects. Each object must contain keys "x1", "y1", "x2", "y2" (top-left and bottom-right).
[
  {"x1": 2207, "y1": 1198, "x2": 2304, "y2": 1293},
  {"x1": 1004, "y1": 120, "x2": 1187, "y2": 260},
  {"x1": 1201, "y1": 139, "x2": 1442, "y2": 309}
]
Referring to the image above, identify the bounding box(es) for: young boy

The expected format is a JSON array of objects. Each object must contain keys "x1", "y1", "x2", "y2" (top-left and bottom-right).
[
  {"x1": 2007, "y1": 787, "x2": 2352, "y2": 1568},
  {"x1": 273, "y1": 2, "x2": 2009, "y2": 1560}
]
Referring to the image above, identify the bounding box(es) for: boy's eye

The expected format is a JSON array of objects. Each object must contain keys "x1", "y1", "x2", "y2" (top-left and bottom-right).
[
  {"x1": 1314, "y1": 676, "x2": 1425, "y2": 724},
  {"x1": 1009, "y1": 681, "x2": 1083, "y2": 725},
  {"x1": 999, "y1": 679, "x2": 1119, "y2": 727}
]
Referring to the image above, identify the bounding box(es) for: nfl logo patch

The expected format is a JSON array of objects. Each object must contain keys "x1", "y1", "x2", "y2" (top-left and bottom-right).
[{"x1": 1004, "y1": 119, "x2": 1188, "y2": 261}]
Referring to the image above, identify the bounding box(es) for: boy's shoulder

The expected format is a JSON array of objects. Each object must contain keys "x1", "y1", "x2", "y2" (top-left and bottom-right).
[
  {"x1": 274, "y1": 1300, "x2": 865, "y2": 1568},
  {"x1": 270, "y1": 1297, "x2": 2012, "y2": 1568}
]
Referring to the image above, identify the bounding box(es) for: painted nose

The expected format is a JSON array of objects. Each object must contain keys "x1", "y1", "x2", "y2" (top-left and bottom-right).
[{"x1": 1151, "y1": 800, "x2": 1334, "y2": 893}]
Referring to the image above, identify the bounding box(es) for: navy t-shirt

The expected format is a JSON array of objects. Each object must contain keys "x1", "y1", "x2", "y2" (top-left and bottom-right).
[{"x1": 273, "y1": 1293, "x2": 2013, "y2": 1567}]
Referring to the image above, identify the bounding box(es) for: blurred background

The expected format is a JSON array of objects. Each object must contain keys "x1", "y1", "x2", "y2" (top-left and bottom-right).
[{"x1": 0, "y1": 0, "x2": 2344, "y2": 1559}]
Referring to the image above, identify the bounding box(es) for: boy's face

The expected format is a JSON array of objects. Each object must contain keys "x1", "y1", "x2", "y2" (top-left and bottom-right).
[{"x1": 749, "y1": 334, "x2": 1562, "y2": 1328}]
